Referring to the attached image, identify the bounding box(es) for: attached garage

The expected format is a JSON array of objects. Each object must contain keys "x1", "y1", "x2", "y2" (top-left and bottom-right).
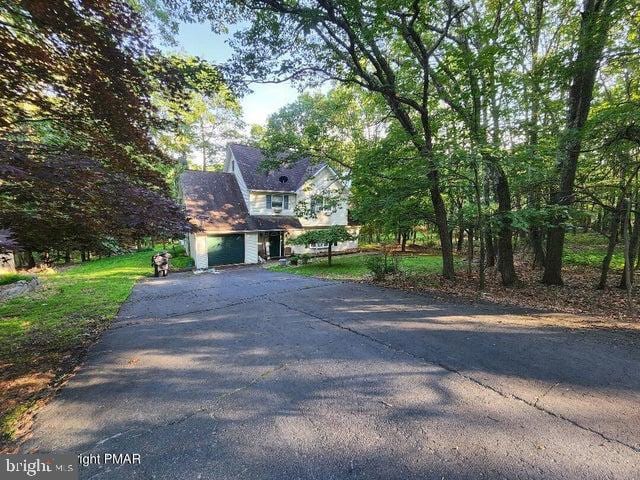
[{"x1": 207, "y1": 234, "x2": 245, "y2": 266}]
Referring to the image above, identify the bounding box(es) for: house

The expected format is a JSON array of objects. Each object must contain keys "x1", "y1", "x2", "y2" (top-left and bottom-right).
[{"x1": 180, "y1": 143, "x2": 358, "y2": 269}]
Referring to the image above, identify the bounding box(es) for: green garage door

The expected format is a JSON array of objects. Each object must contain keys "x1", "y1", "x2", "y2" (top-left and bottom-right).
[{"x1": 207, "y1": 234, "x2": 245, "y2": 266}]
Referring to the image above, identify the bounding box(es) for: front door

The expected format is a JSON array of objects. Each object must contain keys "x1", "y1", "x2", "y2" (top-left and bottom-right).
[{"x1": 268, "y1": 232, "x2": 282, "y2": 258}]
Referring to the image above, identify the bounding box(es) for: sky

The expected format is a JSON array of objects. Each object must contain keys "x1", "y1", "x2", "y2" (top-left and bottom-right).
[{"x1": 162, "y1": 22, "x2": 300, "y2": 127}]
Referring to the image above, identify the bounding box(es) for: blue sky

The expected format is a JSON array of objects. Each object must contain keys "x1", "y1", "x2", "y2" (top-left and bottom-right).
[{"x1": 163, "y1": 22, "x2": 300, "y2": 126}]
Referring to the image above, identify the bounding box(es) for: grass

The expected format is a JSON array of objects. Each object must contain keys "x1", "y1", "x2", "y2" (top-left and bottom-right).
[
  {"x1": 0, "y1": 273, "x2": 33, "y2": 286},
  {"x1": 268, "y1": 253, "x2": 448, "y2": 280},
  {"x1": 563, "y1": 232, "x2": 624, "y2": 269},
  {"x1": 273, "y1": 232, "x2": 622, "y2": 281},
  {"x1": 0, "y1": 244, "x2": 192, "y2": 445}
]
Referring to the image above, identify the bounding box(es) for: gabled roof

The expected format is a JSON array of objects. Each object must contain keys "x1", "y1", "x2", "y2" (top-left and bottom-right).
[
  {"x1": 179, "y1": 171, "x2": 302, "y2": 232},
  {"x1": 229, "y1": 143, "x2": 325, "y2": 192},
  {"x1": 180, "y1": 171, "x2": 251, "y2": 232}
]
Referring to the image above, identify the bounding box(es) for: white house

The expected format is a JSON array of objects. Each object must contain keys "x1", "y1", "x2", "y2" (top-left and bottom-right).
[{"x1": 180, "y1": 144, "x2": 358, "y2": 269}]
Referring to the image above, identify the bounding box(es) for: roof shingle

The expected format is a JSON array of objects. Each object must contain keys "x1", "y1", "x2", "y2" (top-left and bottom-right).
[
  {"x1": 229, "y1": 143, "x2": 323, "y2": 192},
  {"x1": 179, "y1": 171, "x2": 302, "y2": 232}
]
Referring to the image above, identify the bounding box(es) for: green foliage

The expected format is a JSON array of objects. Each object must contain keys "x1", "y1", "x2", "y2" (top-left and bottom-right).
[
  {"x1": 364, "y1": 253, "x2": 400, "y2": 281},
  {"x1": 0, "y1": 252, "x2": 153, "y2": 356},
  {"x1": 299, "y1": 253, "x2": 312, "y2": 265},
  {"x1": 289, "y1": 226, "x2": 354, "y2": 248}
]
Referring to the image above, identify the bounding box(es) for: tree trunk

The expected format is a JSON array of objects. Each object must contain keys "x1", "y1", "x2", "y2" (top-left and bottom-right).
[
  {"x1": 483, "y1": 171, "x2": 496, "y2": 268},
  {"x1": 597, "y1": 202, "x2": 622, "y2": 289},
  {"x1": 401, "y1": 233, "x2": 407, "y2": 252},
  {"x1": 327, "y1": 244, "x2": 332, "y2": 266},
  {"x1": 493, "y1": 166, "x2": 517, "y2": 286},
  {"x1": 621, "y1": 198, "x2": 633, "y2": 310},
  {"x1": 472, "y1": 163, "x2": 486, "y2": 290},
  {"x1": 527, "y1": 0, "x2": 546, "y2": 271},
  {"x1": 530, "y1": 226, "x2": 546, "y2": 268},
  {"x1": 431, "y1": 184, "x2": 455, "y2": 279},
  {"x1": 620, "y1": 204, "x2": 639, "y2": 289},
  {"x1": 543, "y1": 0, "x2": 618, "y2": 285},
  {"x1": 467, "y1": 227, "x2": 474, "y2": 275},
  {"x1": 456, "y1": 227, "x2": 464, "y2": 252}
]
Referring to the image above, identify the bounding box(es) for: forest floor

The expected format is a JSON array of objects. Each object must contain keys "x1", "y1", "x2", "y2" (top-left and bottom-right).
[
  {"x1": 0, "y1": 245, "x2": 193, "y2": 450},
  {"x1": 271, "y1": 232, "x2": 639, "y2": 330}
]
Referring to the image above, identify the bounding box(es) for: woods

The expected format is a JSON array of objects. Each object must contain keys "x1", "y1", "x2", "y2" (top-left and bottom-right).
[
  {"x1": 2, "y1": 0, "x2": 640, "y2": 297},
  {"x1": 187, "y1": 0, "x2": 639, "y2": 297}
]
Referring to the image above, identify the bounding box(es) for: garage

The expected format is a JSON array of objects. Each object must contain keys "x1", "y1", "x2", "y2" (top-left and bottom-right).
[{"x1": 207, "y1": 234, "x2": 245, "y2": 266}]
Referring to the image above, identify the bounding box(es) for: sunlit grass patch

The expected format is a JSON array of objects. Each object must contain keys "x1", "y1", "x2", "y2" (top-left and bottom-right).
[{"x1": 268, "y1": 253, "x2": 447, "y2": 280}]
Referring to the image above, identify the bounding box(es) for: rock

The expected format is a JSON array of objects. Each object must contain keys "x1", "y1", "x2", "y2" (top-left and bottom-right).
[{"x1": 0, "y1": 277, "x2": 40, "y2": 302}]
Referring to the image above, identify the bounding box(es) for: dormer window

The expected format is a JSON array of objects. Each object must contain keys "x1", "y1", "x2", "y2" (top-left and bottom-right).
[{"x1": 266, "y1": 194, "x2": 289, "y2": 211}]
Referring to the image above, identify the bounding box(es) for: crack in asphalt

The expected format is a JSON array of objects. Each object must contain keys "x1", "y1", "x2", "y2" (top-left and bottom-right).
[
  {"x1": 81, "y1": 333, "x2": 343, "y2": 462},
  {"x1": 268, "y1": 299, "x2": 640, "y2": 454},
  {"x1": 111, "y1": 282, "x2": 337, "y2": 329},
  {"x1": 83, "y1": 361, "x2": 293, "y2": 460}
]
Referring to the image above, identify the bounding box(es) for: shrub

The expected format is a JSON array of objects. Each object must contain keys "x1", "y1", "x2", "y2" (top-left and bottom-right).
[
  {"x1": 300, "y1": 253, "x2": 312, "y2": 265},
  {"x1": 289, "y1": 255, "x2": 299, "y2": 265},
  {"x1": 364, "y1": 252, "x2": 399, "y2": 280}
]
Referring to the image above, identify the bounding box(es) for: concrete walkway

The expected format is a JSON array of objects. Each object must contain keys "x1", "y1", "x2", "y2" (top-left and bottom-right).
[{"x1": 24, "y1": 268, "x2": 640, "y2": 479}]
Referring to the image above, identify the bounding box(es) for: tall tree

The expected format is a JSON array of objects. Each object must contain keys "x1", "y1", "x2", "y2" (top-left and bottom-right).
[
  {"x1": 193, "y1": 0, "x2": 468, "y2": 279},
  {"x1": 0, "y1": 1, "x2": 230, "y2": 256},
  {"x1": 542, "y1": 0, "x2": 620, "y2": 285}
]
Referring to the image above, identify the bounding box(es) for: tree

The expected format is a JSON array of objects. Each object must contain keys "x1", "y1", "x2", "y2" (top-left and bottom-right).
[
  {"x1": 289, "y1": 226, "x2": 355, "y2": 266},
  {"x1": 155, "y1": 88, "x2": 244, "y2": 170},
  {"x1": 542, "y1": 0, "x2": 621, "y2": 285},
  {"x1": 0, "y1": 1, "x2": 231, "y2": 258},
  {"x1": 193, "y1": 0, "x2": 466, "y2": 279}
]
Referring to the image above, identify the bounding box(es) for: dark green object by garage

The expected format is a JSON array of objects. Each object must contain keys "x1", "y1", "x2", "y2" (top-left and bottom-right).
[{"x1": 207, "y1": 234, "x2": 245, "y2": 266}]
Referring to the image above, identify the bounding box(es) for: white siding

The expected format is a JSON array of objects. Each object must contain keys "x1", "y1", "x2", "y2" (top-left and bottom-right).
[
  {"x1": 296, "y1": 167, "x2": 349, "y2": 227},
  {"x1": 249, "y1": 192, "x2": 297, "y2": 216},
  {"x1": 224, "y1": 148, "x2": 250, "y2": 207},
  {"x1": 193, "y1": 234, "x2": 208, "y2": 269},
  {"x1": 188, "y1": 233, "x2": 196, "y2": 262},
  {"x1": 244, "y1": 233, "x2": 258, "y2": 264}
]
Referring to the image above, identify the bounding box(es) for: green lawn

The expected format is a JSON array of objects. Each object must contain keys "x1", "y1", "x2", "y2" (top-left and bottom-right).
[
  {"x1": 563, "y1": 232, "x2": 624, "y2": 269},
  {"x1": 0, "y1": 245, "x2": 191, "y2": 443},
  {"x1": 269, "y1": 253, "x2": 447, "y2": 280},
  {"x1": 0, "y1": 273, "x2": 33, "y2": 286}
]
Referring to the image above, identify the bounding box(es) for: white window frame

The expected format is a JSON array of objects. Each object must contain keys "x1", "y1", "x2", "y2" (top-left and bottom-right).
[{"x1": 267, "y1": 194, "x2": 289, "y2": 211}]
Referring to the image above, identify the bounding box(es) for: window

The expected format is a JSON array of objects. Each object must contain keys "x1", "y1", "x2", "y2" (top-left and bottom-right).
[
  {"x1": 231, "y1": 160, "x2": 234, "y2": 172},
  {"x1": 310, "y1": 196, "x2": 332, "y2": 214},
  {"x1": 266, "y1": 194, "x2": 289, "y2": 210}
]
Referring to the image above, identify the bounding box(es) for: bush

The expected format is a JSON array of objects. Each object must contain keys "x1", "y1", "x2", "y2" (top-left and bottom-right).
[
  {"x1": 364, "y1": 252, "x2": 399, "y2": 280},
  {"x1": 300, "y1": 253, "x2": 312, "y2": 265},
  {"x1": 289, "y1": 255, "x2": 299, "y2": 266}
]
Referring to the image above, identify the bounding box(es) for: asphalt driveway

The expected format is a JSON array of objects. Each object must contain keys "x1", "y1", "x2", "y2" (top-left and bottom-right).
[{"x1": 24, "y1": 267, "x2": 640, "y2": 479}]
